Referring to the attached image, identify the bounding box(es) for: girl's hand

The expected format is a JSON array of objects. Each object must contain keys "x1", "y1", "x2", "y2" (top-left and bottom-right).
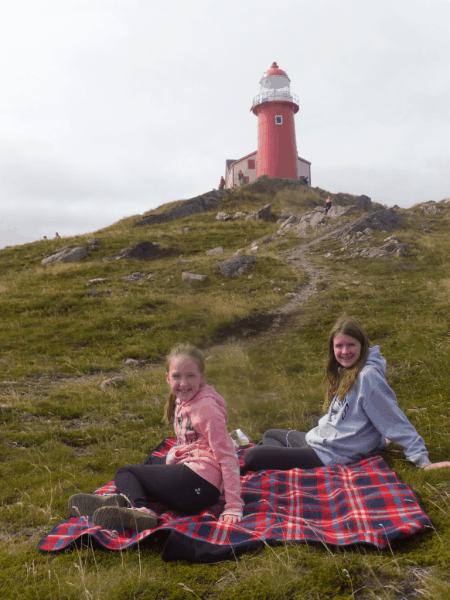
[
  {"x1": 219, "y1": 513, "x2": 241, "y2": 524},
  {"x1": 423, "y1": 461, "x2": 450, "y2": 470}
]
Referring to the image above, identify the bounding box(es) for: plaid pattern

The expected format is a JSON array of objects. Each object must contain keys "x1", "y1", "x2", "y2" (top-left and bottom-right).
[{"x1": 38, "y1": 438, "x2": 431, "y2": 558}]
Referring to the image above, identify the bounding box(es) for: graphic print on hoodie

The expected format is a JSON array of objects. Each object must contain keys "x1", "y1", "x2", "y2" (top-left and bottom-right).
[{"x1": 175, "y1": 413, "x2": 200, "y2": 446}]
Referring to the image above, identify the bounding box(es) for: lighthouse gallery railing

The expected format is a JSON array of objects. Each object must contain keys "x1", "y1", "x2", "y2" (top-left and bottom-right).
[{"x1": 252, "y1": 91, "x2": 299, "y2": 108}]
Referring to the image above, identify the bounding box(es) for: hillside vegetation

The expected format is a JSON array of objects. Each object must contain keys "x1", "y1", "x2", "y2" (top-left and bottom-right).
[{"x1": 1, "y1": 180, "x2": 450, "y2": 599}]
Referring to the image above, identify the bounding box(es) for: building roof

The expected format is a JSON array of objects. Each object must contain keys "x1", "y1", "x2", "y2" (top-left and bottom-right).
[
  {"x1": 227, "y1": 151, "x2": 258, "y2": 167},
  {"x1": 264, "y1": 61, "x2": 289, "y2": 80}
]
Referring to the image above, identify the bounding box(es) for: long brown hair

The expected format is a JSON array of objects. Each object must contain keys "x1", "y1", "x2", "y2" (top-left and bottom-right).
[
  {"x1": 162, "y1": 343, "x2": 206, "y2": 424},
  {"x1": 324, "y1": 317, "x2": 370, "y2": 411}
]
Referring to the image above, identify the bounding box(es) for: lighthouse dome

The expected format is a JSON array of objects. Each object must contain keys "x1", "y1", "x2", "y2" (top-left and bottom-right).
[{"x1": 260, "y1": 62, "x2": 291, "y2": 90}]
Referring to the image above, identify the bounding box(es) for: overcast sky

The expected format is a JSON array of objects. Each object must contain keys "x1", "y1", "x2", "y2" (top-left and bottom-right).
[{"x1": 1, "y1": 0, "x2": 449, "y2": 249}]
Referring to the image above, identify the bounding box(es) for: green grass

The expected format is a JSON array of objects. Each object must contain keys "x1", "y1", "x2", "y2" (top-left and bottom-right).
[{"x1": 1, "y1": 186, "x2": 450, "y2": 598}]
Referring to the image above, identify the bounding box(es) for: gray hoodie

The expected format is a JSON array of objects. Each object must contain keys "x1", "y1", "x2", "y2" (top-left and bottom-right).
[{"x1": 305, "y1": 346, "x2": 430, "y2": 467}]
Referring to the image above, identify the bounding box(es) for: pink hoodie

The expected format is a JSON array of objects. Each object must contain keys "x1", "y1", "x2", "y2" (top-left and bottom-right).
[{"x1": 166, "y1": 384, "x2": 244, "y2": 518}]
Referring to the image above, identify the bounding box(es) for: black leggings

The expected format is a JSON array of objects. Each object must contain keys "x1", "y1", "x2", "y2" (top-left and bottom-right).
[
  {"x1": 114, "y1": 455, "x2": 220, "y2": 514},
  {"x1": 244, "y1": 429, "x2": 324, "y2": 471}
]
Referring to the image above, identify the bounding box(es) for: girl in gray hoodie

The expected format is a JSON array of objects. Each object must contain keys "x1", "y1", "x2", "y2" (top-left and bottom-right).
[{"x1": 245, "y1": 317, "x2": 447, "y2": 472}]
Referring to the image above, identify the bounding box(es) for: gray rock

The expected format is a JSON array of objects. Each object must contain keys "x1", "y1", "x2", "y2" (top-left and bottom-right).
[
  {"x1": 120, "y1": 272, "x2": 145, "y2": 282},
  {"x1": 421, "y1": 201, "x2": 439, "y2": 215},
  {"x1": 182, "y1": 272, "x2": 208, "y2": 283},
  {"x1": 332, "y1": 208, "x2": 404, "y2": 242},
  {"x1": 101, "y1": 376, "x2": 126, "y2": 389},
  {"x1": 309, "y1": 213, "x2": 325, "y2": 229},
  {"x1": 233, "y1": 212, "x2": 247, "y2": 219},
  {"x1": 355, "y1": 195, "x2": 372, "y2": 211},
  {"x1": 327, "y1": 205, "x2": 358, "y2": 219},
  {"x1": 88, "y1": 239, "x2": 100, "y2": 245},
  {"x1": 358, "y1": 239, "x2": 407, "y2": 259},
  {"x1": 216, "y1": 212, "x2": 232, "y2": 221},
  {"x1": 41, "y1": 246, "x2": 89, "y2": 265},
  {"x1": 117, "y1": 241, "x2": 162, "y2": 261},
  {"x1": 85, "y1": 289, "x2": 99, "y2": 296},
  {"x1": 206, "y1": 247, "x2": 224, "y2": 256},
  {"x1": 234, "y1": 248, "x2": 245, "y2": 256},
  {"x1": 215, "y1": 255, "x2": 257, "y2": 277},
  {"x1": 87, "y1": 278, "x2": 109, "y2": 286},
  {"x1": 246, "y1": 204, "x2": 272, "y2": 221},
  {"x1": 279, "y1": 215, "x2": 300, "y2": 230}
]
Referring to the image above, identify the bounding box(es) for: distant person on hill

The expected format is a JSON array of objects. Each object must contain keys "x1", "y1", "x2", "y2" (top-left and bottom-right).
[
  {"x1": 219, "y1": 176, "x2": 225, "y2": 190},
  {"x1": 238, "y1": 170, "x2": 243, "y2": 185},
  {"x1": 245, "y1": 317, "x2": 450, "y2": 472},
  {"x1": 68, "y1": 344, "x2": 243, "y2": 532},
  {"x1": 324, "y1": 197, "x2": 332, "y2": 215}
]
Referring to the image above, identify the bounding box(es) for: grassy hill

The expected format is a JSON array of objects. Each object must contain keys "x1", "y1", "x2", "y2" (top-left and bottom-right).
[{"x1": 1, "y1": 181, "x2": 450, "y2": 599}]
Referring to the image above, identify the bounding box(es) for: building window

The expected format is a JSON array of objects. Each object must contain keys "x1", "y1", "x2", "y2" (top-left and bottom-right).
[
  {"x1": 275, "y1": 116, "x2": 282, "y2": 125},
  {"x1": 248, "y1": 159, "x2": 255, "y2": 169}
]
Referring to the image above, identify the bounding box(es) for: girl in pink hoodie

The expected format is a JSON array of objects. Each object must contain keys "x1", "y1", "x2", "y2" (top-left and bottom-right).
[{"x1": 68, "y1": 344, "x2": 244, "y2": 532}]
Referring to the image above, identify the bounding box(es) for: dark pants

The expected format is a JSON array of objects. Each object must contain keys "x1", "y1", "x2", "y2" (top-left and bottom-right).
[
  {"x1": 114, "y1": 455, "x2": 220, "y2": 514},
  {"x1": 244, "y1": 429, "x2": 324, "y2": 471}
]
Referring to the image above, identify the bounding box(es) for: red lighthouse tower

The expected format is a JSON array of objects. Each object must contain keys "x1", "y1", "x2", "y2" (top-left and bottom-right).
[{"x1": 251, "y1": 62, "x2": 299, "y2": 179}]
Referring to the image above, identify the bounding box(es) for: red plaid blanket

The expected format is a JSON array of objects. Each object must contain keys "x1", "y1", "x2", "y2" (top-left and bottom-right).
[{"x1": 38, "y1": 438, "x2": 431, "y2": 562}]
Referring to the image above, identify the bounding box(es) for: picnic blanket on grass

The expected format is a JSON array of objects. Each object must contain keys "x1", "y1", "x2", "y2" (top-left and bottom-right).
[{"x1": 39, "y1": 438, "x2": 431, "y2": 563}]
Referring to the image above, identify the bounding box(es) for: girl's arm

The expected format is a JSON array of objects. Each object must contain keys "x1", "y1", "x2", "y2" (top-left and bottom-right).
[
  {"x1": 192, "y1": 405, "x2": 244, "y2": 521},
  {"x1": 362, "y1": 377, "x2": 430, "y2": 466}
]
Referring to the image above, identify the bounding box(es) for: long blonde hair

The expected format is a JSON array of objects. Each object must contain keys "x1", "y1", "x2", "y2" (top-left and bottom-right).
[
  {"x1": 162, "y1": 343, "x2": 205, "y2": 424},
  {"x1": 323, "y1": 317, "x2": 370, "y2": 411}
]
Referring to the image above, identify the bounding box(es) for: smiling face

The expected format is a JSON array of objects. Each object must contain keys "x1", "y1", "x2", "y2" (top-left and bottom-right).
[
  {"x1": 333, "y1": 333, "x2": 362, "y2": 368},
  {"x1": 166, "y1": 355, "x2": 205, "y2": 402}
]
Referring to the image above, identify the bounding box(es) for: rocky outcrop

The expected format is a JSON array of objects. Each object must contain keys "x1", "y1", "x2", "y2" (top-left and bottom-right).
[
  {"x1": 356, "y1": 235, "x2": 407, "y2": 259},
  {"x1": 420, "y1": 201, "x2": 441, "y2": 215},
  {"x1": 134, "y1": 190, "x2": 226, "y2": 227},
  {"x1": 41, "y1": 246, "x2": 88, "y2": 265},
  {"x1": 215, "y1": 255, "x2": 257, "y2": 277},
  {"x1": 355, "y1": 195, "x2": 372, "y2": 211},
  {"x1": 246, "y1": 204, "x2": 272, "y2": 221},
  {"x1": 331, "y1": 208, "x2": 404, "y2": 242}
]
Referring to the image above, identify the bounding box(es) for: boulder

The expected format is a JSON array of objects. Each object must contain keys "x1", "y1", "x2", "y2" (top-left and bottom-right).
[
  {"x1": 182, "y1": 272, "x2": 208, "y2": 283},
  {"x1": 246, "y1": 204, "x2": 272, "y2": 221},
  {"x1": 355, "y1": 195, "x2": 372, "y2": 211},
  {"x1": 206, "y1": 247, "x2": 224, "y2": 256},
  {"x1": 233, "y1": 212, "x2": 247, "y2": 219},
  {"x1": 216, "y1": 212, "x2": 232, "y2": 221},
  {"x1": 215, "y1": 255, "x2": 257, "y2": 277},
  {"x1": 117, "y1": 241, "x2": 162, "y2": 261},
  {"x1": 41, "y1": 246, "x2": 88, "y2": 265}
]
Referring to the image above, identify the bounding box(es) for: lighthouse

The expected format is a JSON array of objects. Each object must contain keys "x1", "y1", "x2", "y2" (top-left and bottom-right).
[
  {"x1": 251, "y1": 62, "x2": 299, "y2": 179},
  {"x1": 224, "y1": 63, "x2": 310, "y2": 188}
]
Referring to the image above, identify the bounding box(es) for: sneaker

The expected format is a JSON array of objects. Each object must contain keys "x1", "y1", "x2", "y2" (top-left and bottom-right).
[
  {"x1": 68, "y1": 493, "x2": 130, "y2": 517},
  {"x1": 93, "y1": 506, "x2": 158, "y2": 532}
]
